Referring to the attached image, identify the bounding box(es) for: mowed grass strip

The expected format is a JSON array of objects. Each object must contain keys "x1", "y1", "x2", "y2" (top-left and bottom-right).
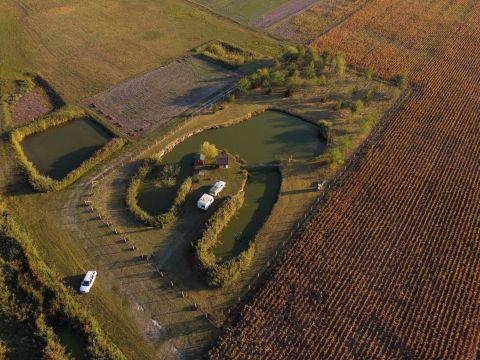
[{"x1": 1, "y1": 0, "x2": 282, "y2": 102}]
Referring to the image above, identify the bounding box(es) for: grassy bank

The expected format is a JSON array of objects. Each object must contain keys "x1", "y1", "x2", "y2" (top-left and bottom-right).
[{"x1": 11, "y1": 106, "x2": 126, "y2": 192}]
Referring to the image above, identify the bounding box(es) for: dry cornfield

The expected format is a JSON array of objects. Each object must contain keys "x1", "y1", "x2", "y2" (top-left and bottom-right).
[{"x1": 212, "y1": 1, "x2": 480, "y2": 358}]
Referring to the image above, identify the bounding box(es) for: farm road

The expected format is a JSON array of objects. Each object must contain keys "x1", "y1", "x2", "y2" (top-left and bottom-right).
[{"x1": 250, "y1": 0, "x2": 319, "y2": 29}]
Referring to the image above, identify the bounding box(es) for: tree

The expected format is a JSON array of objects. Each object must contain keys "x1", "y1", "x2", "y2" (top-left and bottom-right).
[
  {"x1": 321, "y1": 49, "x2": 331, "y2": 66},
  {"x1": 200, "y1": 142, "x2": 219, "y2": 163},
  {"x1": 334, "y1": 52, "x2": 346, "y2": 78},
  {"x1": 285, "y1": 77, "x2": 299, "y2": 97},
  {"x1": 303, "y1": 61, "x2": 316, "y2": 79},
  {"x1": 236, "y1": 78, "x2": 251, "y2": 94},
  {"x1": 393, "y1": 73, "x2": 408, "y2": 89},
  {"x1": 283, "y1": 46, "x2": 299, "y2": 62}
]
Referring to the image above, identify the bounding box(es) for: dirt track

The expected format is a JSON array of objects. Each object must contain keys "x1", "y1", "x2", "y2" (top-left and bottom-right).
[{"x1": 250, "y1": 0, "x2": 319, "y2": 29}]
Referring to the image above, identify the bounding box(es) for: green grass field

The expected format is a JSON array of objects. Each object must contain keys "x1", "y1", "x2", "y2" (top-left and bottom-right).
[
  {"x1": 190, "y1": 0, "x2": 293, "y2": 24},
  {"x1": 0, "y1": 0, "x2": 281, "y2": 102}
]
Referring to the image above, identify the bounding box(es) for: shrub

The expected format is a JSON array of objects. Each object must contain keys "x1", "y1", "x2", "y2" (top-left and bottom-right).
[
  {"x1": 360, "y1": 113, "x2": 378, "y2": 132},
  {"x1": 333, "y1": 100, "x2": 344, "y2": 111},
  {"x1": 351, "y1": 100, "x2": 364, "y2": 114},
  {"x1": 194, "y1": 191, "x2": 254, "y2": 287},
  {"x1": 364, "y1": 89, "x2": 375, "y2": 103},
  {"x1": 199, "y1": 41, "x2": 255, "y2": 68},
  {"x1": 393, "y1": 73, "x2": 408, "y2": 89},
  {"x1": 226, "y1": 93, "x2": 235, "y2": 103},
  {"x1": 302, "y1": 61, "x2": 316, "y2": 79},
  {"x1": 364, "y1": 67, "x2": 374, "y2": 81},
  {"x1": 320, "y1": 94, "x2": 329, "y2": 103},
  {"x1": 333, "y1": 52, "x2": 346, "y2": 78},
  {"x1": 236, "y1": 78, "x2": 251, "y2": 94},
  {"x1": 10, "y1": 107, "x2": 126, "y2": 192}
]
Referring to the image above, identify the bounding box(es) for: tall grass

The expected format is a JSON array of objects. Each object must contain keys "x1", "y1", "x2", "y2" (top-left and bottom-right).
[
  {"x1": 126, "y1": 158, "x2": 193, "y2": 227},
  {"x1": 10, "y1": 106, "x2": 126, "y2": 192},
  {"x1": 195, "y1": 191, "x2": 255, "y2": 287}
]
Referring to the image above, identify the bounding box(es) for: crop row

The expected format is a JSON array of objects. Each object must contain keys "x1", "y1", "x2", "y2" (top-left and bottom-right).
[{"x1": 211, "y1": 2, "x2": 480, "y2": 358}]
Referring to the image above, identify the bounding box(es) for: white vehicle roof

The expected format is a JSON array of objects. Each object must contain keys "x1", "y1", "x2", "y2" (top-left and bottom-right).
[
  {"x1": 212, "y1": 181, "x2": 226, "y2": 189},
  {"x1": 198, "y1": 194, "x2": 214, "y2": 205},
  {"x1": 84, "y1": 270, "x2": 96, "y2": 280}
]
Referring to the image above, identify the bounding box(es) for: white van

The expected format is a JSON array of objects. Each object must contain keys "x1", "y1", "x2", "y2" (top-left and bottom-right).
[
  {"x1": 197, "y1": 194, "x2": 214, "y2": 210},
  {"x1": 209, "y1": 181, "x2": 226, "y2": 197},
  {"x1": 79, "y1": 271, "x2": 97, "y2": 294}
]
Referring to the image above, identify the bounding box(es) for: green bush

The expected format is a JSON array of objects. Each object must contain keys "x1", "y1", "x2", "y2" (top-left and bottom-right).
[
  {"x1": 393, "y1": 73, "x2": 408, "y2": 89},
  {"x1": 195, "y1": 192, "x2": 254, "y2": 287},
  {"x1": 364, "y1": 67, "x2": 374, "y2": 81},
  {"x1": 333, "y1": 100, "x2": 344, "y2": 111},
  {"x1": 236, "y1": 78, "x2": 252, "y2": 94},
  {"x1": 10, "y1": 107, "x2": 126, "y2": 192},
  {"x1": 126, "y1": 159, "x2": 192, "y2": 228},
  {"x1": 351, "y1": 100, "x2": 364, "y2": 114},
  {"x1": 364, "y1": 89, "x2": 375, "y2": 103}
]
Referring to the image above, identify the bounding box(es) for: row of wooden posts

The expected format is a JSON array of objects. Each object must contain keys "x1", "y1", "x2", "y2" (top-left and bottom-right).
[{"x1": 84, "y1": 181, "x2": 215, "y2": 324}]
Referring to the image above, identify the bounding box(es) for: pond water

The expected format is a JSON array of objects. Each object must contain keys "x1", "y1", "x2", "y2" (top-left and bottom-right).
[
  {"x1": 55, "y1": 327, "x2": 86, "y2": 360},
  {"x1": 138, "y1": 110, "x2": 323, "y2": 257},
  {"x1": 21, "y1": 117, "x2": 113, "y2": 180}
]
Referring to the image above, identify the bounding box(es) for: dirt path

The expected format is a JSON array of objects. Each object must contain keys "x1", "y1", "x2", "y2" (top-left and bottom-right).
[{"x1": 250, "y1": 0, "x2": 319, "y2": 29}]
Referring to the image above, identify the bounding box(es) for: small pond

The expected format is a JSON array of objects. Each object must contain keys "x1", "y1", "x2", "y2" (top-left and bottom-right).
[
  {"x1": 138, "y1": 110, "x2": 324, "y2": 257},
  {"x1": 21, "y1": 117, "x2": 113, "y2": 180}
]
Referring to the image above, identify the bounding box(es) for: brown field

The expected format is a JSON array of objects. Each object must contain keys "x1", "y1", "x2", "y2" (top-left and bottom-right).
[
  {"x1": 212, "y1": 1, "x2": 480, "y2": 358},
  {"x1": 88, "y1": 57, "x2": 236, "y2": 136},
  {"x1": 270, "y1": 0, "x2": 366, "y2": 43},
  {"x1": 312, "y1": 0, "x2": 477, "y2": 80}
]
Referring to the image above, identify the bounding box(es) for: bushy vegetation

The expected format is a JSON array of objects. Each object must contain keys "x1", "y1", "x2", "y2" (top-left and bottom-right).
[
  {"x1": 393, "y1": 73, "x2": 408, "y2": 89},
  {"x1": 236, "y1": 45, "x2": 347, "y2": 97},
  {"x1": 126, "y1": 158, "x2": 193, "y2": 227},
  {"x1": 2, "y1": 77, "x2": 35, "y2": 106},
  {"x1": 10, "y1": 107, "x2": 125, "y2": 192},
  {"x1": 194, "y1": 192, "x2": 255, "y2": 287},
  {"x1": 197, "y1": 41, "x2": 257, "y2": 68},
  {"x1": 0, "y1": 198, "x2": 126, "y2": 359},
  {"x1": 200, "y1": 141, "x2": 219, "y2": 163}
]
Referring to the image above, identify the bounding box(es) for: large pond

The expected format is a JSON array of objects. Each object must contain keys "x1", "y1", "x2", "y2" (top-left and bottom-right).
[
  {"x1": 138, "y1": 110, "x2": 324, "y2": 257},
  {"x1": 21, "y1": 117, "x2": 113, "y2": 180}
]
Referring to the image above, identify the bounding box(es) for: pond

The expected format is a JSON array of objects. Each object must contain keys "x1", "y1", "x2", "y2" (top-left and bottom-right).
[
  {"x1": 138, "y1": 110, "x2": 323, "y2": 257},
  {"x1": 21, "y1": 117, "x2": 113, "y2": 180}
]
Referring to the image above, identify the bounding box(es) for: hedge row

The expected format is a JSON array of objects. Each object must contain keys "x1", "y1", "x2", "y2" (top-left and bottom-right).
[
  {"x1": 195, "y1": 192, "x2": 255, "y2": 287},
  {"x1": 10, "y1": 107, "x2": 126, "y2": 192},
  {"x1": 126, "y1": 158, "x2": 193, "y2": 227},
  {"x1": 0, "y1": 198, "x2": 126, "y2": 359}
]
